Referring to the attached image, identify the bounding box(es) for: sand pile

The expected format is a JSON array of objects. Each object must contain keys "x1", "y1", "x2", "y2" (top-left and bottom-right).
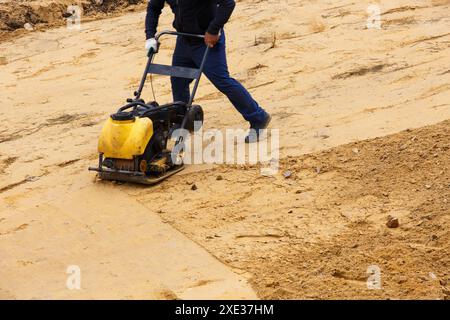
[
  {"x1": 151, "y1": 120, "x2": 449, "y2": 299},
  {"x1": 0, "y1": 0, "x2": 146, "y2": 40}
]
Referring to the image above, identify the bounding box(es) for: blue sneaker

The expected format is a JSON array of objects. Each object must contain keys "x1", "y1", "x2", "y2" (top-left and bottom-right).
[{"x1": 245, "y1": 112, "x2": 272, "y2": 143}]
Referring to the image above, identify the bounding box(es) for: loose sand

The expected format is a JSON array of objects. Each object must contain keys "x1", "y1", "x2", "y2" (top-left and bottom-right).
[{"x1": 0, "y1": 0, "x2": 449, "y2": 299}]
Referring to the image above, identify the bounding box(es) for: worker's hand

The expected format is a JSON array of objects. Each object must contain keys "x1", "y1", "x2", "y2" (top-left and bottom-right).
[
  {"x1": 145, "y1": 38, "x2": 159, "y2": 55},
  {"x1": 204, "y1": 32, "x2": 220, "y2": 48}
]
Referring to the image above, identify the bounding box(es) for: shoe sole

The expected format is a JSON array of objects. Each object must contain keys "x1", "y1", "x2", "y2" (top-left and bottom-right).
[
  {"x1": 260, "y1": 114, "x2": 272, "y2": 130},
  {"x1": 245, "y1": 114, "x2": 272, "y2": 143}
]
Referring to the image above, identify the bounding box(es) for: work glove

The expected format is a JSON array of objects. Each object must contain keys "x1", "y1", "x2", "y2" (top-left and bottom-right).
[{"x1": 145, "y1": 38, "x2": 159, "y2": 55}]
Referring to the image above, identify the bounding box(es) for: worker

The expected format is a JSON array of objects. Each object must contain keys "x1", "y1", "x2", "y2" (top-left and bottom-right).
[{"x1": 145, "y1": 0, "x2": 271, "y2": 143}]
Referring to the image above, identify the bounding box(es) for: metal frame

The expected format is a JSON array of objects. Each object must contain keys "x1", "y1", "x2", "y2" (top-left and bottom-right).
[{"x1": 134, "y1": 30, "x2": 210, "y2": 107}]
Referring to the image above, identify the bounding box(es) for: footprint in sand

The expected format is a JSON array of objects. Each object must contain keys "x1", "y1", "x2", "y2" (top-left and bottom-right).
[
  {"x1": 0, "y1": 156, "x2": 18, "y2": 174},
  {"x1": 72, "y1": 49, "x2": 100, "y2": 65},
  {"x1": 308, "y1": 16, "x2": 327, "y2": 33}
]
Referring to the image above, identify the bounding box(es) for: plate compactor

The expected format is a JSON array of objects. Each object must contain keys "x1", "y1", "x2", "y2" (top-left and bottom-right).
[{"x1": 89, "y1": 31, "x2": 209, "y2": 184}]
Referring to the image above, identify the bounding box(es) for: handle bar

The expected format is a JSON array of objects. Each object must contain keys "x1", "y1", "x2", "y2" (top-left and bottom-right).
[
  {"x1": 136, "y1": 30, "x2": 209, "y2": 105},
  {"x1": 148, "y1": 31, "x2": 205, "y2": 56},
  {"x1": 155, "y1": 30, "x2": 205, "y2": 41}
]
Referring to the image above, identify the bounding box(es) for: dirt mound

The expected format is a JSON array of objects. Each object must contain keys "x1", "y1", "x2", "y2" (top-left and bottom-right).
[
  {"x1": 147, "y1": 120, "x2": 449, "y2": 299},
  {"x1": 0, "y1": 0, "x2": 145, "y2": 41}
]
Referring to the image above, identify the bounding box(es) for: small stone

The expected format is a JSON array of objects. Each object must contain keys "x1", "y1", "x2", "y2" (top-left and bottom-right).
[
  {"x1": 216, "y1": 175, "x2": 223, "y2": 181},
  {"x1": 425, "y1": 184, "x2": 432, "y2": 189},
  {"x1": 25, "y1": 176, "x2": 39, "y2": 182},
  {"x1": 386, "y1": 216, "x2": 399, "y2": 228},
  {"x1": 283, "y1": 170, "x2": 292, "y2": 178},
  {"x1": 418, "y1": 275, "x2": 428, "y2": 282},
  {"x1": 288, "y1": 210, "x2": 293, "y2": 213},
  {"x1": 352, "y1": 148, "x2": 359, "y2": 154},
  {"x1": 191, "y1": 184, "x2": 198, "y2": 191},
  {"x1": 24, "y1": 23, "x2": 34, "y2": 31},
  {"x1": 397, "y1": 276, "x2": 408, "y2": 284}
]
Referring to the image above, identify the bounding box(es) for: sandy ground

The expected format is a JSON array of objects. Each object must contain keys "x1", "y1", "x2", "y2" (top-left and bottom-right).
[
  {"x1": 0, "y1": 0, "x2": 449, "y2": 299},
  {"x1": 0, "y1": 0, "x2": 147, "y2": 42}
]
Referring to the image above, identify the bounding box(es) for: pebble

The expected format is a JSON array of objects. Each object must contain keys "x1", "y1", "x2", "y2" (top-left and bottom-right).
[
  {"x1": 24, "y1": 23, "x2": 34, "y2": 31},
  {"x1": 191, "y1": 184, "x2": 198, "y2": 191},
  {"x1": 283, "y1": 170, "x2": 292, "y2": 178},
  {"x1": 216, "y1": 175, "x2": 223, "y2": 181},
  {"x1": 397, "y1": 276, "x2": 408, "y2": 284},
  {"x1": 386, "y1": 216, "x2": 399, "y2": 228}
]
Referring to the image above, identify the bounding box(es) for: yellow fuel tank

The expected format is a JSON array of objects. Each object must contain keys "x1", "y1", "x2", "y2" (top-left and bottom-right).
[{"x1": 98, "y1": 117, "x2": 153, "y2": 160}]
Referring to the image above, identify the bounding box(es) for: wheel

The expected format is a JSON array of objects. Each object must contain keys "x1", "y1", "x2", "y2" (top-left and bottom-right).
[{"x1": 184, "y1": 105, "x2": 203, "y2": 132}]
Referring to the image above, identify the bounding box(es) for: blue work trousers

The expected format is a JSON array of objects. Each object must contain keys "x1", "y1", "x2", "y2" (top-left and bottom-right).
[{"x1": 171, "y1": 31, "x2": 267, "y2": 124}]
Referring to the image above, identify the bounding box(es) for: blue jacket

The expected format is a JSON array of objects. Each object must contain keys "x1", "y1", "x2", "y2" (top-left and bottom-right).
[{"x1": 145, "y1": 0, "x2": 236, "y2": 39}]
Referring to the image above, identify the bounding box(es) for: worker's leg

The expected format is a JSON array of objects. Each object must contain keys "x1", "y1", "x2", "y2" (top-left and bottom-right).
[
  {"x1": 171, "y1": 36, "x2": 196, "y2": 103},
  {"x1": 191, "y1": 31, "x2": 268, "y2": 125}
]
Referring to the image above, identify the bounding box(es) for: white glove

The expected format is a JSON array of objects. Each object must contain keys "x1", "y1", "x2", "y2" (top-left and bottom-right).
[{"x1": 145, "y1": 38, "x2": 159, "y2": 54}]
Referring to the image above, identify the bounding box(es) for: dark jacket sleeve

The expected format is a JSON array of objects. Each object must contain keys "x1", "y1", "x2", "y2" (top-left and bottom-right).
[
  {"x1": 145, "y1": 0, "x2": 165, "y2": 39},
  {"x1": 207, "y1": 0, "x2": 236, "y2": 35}
]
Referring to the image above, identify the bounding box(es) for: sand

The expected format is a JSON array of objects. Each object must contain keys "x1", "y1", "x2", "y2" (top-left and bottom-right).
[
  {"x1": 0, "y1": 0, "x2": 449, "y2": 299},
  {"x1": 0, "y1": 0, "x2": 147, "y2": 42}
]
